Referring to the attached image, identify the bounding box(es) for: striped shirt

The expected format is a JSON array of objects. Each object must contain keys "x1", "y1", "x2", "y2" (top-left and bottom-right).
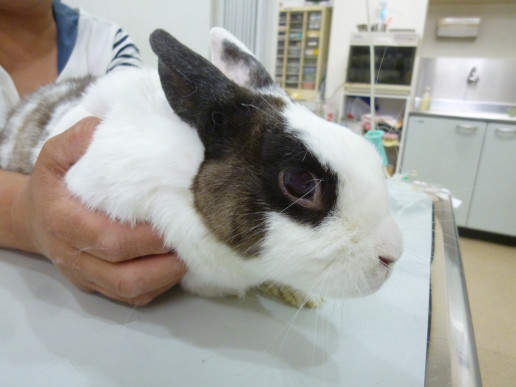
[
  {"x1": 109, "y1": 28, "x2": 142, "y2": 72},
  {"x1": 0, "y1": 1, "x2": 143, "y2": 125},
  {"x1": 53, "y1": 0, "x2": 143, "y2": 77}
]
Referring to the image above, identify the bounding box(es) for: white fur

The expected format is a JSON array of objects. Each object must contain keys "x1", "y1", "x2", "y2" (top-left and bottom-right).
[
  {"x1": 208, "y1": 27, "x2": 286, "y2": 97},
  {"x1": 209, "y1": 27, "x2": 253, "y2": 89},
  {"x1": 12, "y1": 29, "x2": 403, "y2": 300},
  {"x1": 57, "y1": 69, "x2": 270, "y2": 297}
]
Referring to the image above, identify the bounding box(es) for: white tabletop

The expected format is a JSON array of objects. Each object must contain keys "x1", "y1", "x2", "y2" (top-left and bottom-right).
[{"x1": 0, "y1": 180, "x2": 433, "y2": 387}]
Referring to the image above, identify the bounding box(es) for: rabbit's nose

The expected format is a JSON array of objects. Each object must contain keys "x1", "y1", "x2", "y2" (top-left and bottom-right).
[
  {"x1": 379, "y1": 255, "x2": 395, "y2": 267},
  {"x1": 374, "y1": 216, "x2": 404, "y2": 264}
]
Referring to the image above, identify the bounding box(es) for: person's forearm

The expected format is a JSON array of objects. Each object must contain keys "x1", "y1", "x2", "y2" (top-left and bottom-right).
[{"x1": 0, "y1": 169, "x2": 35, "y2": 252}]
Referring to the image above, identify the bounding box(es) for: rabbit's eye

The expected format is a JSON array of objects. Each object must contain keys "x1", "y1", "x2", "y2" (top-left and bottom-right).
[
  {"x1": 279, "y1": 168, "x2": 322, "y2": 208},
  {"x1": 283, "y1": 169, "x2": 317, "y2": 198}
]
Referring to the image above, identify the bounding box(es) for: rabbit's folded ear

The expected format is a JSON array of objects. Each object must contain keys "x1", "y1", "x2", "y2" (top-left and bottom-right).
[
  {"x1": 150, "y1": 29, "x2": 250, "y2": 133},
  {"x1": 209, "y1": 27, "x2": 282, "y2": 94}
]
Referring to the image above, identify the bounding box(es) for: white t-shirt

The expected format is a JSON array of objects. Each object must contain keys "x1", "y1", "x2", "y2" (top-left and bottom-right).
[{"x1": 0, "y1": 1, "x2": 142, "y2": 126}]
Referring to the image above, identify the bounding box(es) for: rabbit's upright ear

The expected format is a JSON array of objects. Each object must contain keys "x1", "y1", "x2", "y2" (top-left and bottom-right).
[
  {"x1": 150, "y1": 29, "x2": 249, "y2": 132},
  {"x1": 209, "y1": 27, "x2": 283, "y2": 94}
]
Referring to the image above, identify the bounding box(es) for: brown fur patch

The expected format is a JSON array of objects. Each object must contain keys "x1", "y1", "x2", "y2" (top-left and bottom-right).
[
  {"x1": 8, "y1": 101, "x2": 57, "y2": 174},
  {"x1": 191, "y1": 97, "x2": 286, "y2": 257},
  {"x1": 5, "y1": 77, "x2": 94, "y2": 174},
  {"x1": 193, "y1": 156, "x2": 267, "y2": 257}
]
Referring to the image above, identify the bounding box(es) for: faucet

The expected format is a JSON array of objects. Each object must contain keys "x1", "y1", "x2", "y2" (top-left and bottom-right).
[{"x1": 467, "y1": 67, "x2": 479, "y2": 85}]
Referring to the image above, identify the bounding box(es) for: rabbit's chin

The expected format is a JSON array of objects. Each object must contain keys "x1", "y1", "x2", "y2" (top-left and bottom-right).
[
  {"x1": 178, "y1": 262, "x2": 392, "y2": 303},
  {"x1": 174, "y1": 209, "x2": 403, "y2": 302}
]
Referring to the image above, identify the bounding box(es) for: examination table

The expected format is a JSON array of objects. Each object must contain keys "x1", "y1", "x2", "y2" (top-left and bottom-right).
[{"x1": 0, "y1": 179, "x2": 481, "y2": 386}]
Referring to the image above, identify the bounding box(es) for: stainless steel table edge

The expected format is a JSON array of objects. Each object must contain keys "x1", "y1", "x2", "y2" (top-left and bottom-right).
[{"x1": 424, "y1": 187, "x2": 482, "y2": 387}]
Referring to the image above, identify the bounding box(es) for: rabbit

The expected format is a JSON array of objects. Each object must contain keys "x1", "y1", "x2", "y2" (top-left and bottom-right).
[{"x1": 0, "y1": 27, "x2": 403, "y2": 307}]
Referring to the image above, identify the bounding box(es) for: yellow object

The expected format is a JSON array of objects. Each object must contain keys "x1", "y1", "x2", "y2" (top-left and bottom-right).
[
  {"x1": 289, "y1": 91, "x2": 302, "y2": 100},
  {"x1": 383, "y1": 138, "x2": 399, "y2": 147},
  {"x1": 258, "y1": 282, "x2": 323, "y2": 308},
  {"x1": 419, "y1": 86, "x2": 431, "y2": 112}
]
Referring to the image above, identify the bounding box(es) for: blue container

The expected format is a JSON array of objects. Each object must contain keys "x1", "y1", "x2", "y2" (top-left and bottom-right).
[{"x1": 365, "y1": 130, "x2": 388, "y2": 166}]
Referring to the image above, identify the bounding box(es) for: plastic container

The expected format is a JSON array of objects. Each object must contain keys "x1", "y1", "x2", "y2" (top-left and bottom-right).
[
  {"x1": 419, "y1": 86, "x2": 431, "y2": 111},
  {"x1": 365, "y1": 130, "x2": 388, "y2": 167},
  {"x1": 301, "y1": 81, "x2": 315, "y2": 89}
]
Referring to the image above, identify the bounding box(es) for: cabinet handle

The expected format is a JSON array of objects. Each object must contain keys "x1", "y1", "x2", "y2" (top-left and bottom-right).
[
  {"x1": 495, "y1": 127, "x2": 516, "y2": 134},
  {"x1": 455, "y1": 124, "x2": 478, "y2": 134},
  {"x1": 456, "y1": 124, "x2": 478, "y2": 132}
]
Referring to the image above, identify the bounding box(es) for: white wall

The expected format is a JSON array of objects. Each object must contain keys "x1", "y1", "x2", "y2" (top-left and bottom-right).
[
  {"x1": 64, "y1": 0, "x2": 214, "y2": 66},
  {"x1": 212, "y1": 0, "x2": 279, "y2": 76},
  {"x1": 324, "y1": 0, "x2": 429, "y2": 102},
  {"x1": 420, "y1": 3, "x2": 516, "y2": 59},
  {"x1": 255, "y1": 0, "x2": 280, "y2": 77}
]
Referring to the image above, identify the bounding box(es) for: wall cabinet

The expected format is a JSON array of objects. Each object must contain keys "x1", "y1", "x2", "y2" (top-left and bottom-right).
[
  {"x1": 275, "y1": 6, "x2": 332, "y2": 101},
  {"x1": 400, "y1": 114, "x2": 516, "y2": 237}
]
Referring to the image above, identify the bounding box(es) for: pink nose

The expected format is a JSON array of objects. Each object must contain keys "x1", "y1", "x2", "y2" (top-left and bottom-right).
[{"x1": 379, "y1": 255, "x2": 395, "y2": 266}]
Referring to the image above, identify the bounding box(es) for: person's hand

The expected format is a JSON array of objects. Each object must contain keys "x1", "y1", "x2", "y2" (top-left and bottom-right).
[{"x1": 11, "y1": 117, "x2": 186, "y2": 305}]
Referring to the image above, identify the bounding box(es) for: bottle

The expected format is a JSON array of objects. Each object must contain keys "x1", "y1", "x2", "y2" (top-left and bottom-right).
[
  {"x1": 374, "y1": 1, "x2": 388, "y2": 31},
  {"x1": 325, "y1": 100, "x2": 335, "y2": 122},
  {"x1": 419, "y1": 86, "x2": 431, "y2": 112}
]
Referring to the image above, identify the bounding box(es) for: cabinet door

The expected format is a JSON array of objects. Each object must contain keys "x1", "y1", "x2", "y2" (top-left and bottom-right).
[
  {"x1": 401, "y1": 115, "x2": 486, "y2": 226},
  {"x1": 467, "y1": 123, "x2": 516, "y2": 236}
]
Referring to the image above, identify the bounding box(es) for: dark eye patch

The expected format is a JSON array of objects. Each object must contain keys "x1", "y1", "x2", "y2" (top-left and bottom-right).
[
  {"x1": 192, "y1": 96, "x2": 338, "y2": 258},
  {"x1": 261, "y1": 128, "x2": 338, "y2": 226}
]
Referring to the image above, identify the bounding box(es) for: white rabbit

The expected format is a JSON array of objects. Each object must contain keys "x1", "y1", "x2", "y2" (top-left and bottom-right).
[{"x1": 0, "y1": 28, "x2": 403, "y2": 306}]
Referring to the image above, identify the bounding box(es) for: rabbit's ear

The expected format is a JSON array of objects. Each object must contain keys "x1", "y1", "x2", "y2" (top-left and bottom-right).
[
  {"x1": 209, "y1": 27, "x2": 281, "y2": 93},
  {"x1": 150, "y1": 29, "x2": 250, "y2": 133}
]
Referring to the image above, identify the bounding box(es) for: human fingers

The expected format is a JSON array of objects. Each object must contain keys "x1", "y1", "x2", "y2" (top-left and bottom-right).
[
  {"x1": 40, "y1": 116, "x2": 100, "y2": 175},
  {"x1": 55, "y1": 249, "x2": 186, "y2": 303},
  {"x1": 58, "y1": 270, "x2": 175, "y2": 306},
  {"x1": 45, "y1": 117, "x2": 171, "y2": 262},
  {"x1": 60, "y1": 206, "x2": 171, "y2": 262},
  {"x1": 33, "y1": 116, "x2": 169, "y2": 262},
  {"x1": 62, "y1": 272, "x2": 178, "y2": 306},
  {"x1": 88, "y1": 281, "x2": 179, "y2": 306},
  {"x1": 19, "y1": 117, "x2": 102, "y2": 256}
]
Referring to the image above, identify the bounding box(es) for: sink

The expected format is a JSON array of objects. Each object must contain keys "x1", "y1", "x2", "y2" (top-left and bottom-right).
[{"x1": 413, "y1": 99, "x2": 516, "y2": 121}]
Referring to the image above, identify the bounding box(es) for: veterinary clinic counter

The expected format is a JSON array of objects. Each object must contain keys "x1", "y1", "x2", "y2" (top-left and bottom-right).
[{"x1": 0, "y1": 179, "x2": 481, "y2": 387}]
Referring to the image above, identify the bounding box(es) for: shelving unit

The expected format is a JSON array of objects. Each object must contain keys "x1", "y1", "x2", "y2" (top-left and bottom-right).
[
  {"x1": 341, "y1": 32, "x2": 419, "y2": 118},
  {"x1": 341, "y1": 32, "x2": 418, "y2": 109},
  {"x1": 275, "y1": 6, "x2": 332, "y2": 101},
  {"x1": 339, "y1": 32, "x2": 420, "y2": 172}
]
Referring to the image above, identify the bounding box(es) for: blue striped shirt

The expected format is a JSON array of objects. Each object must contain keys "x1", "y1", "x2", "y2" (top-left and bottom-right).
[{"x1": 53, "y1": 1, "x2": 142, "y2": 75}]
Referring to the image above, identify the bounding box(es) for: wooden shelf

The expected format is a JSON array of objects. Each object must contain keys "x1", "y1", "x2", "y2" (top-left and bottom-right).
[{"x1": 274, "y1": 6, "x2": 332, "y2": 102}]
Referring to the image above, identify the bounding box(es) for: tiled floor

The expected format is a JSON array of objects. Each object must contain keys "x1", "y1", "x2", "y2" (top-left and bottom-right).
[{"x1": 459, "y1": 237, "x2": 516, "y2": 387}]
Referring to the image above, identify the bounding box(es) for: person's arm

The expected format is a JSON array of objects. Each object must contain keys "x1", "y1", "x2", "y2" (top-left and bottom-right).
[{"x1": 1, "y1": 117, "x2": 186, "y2": 305}]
